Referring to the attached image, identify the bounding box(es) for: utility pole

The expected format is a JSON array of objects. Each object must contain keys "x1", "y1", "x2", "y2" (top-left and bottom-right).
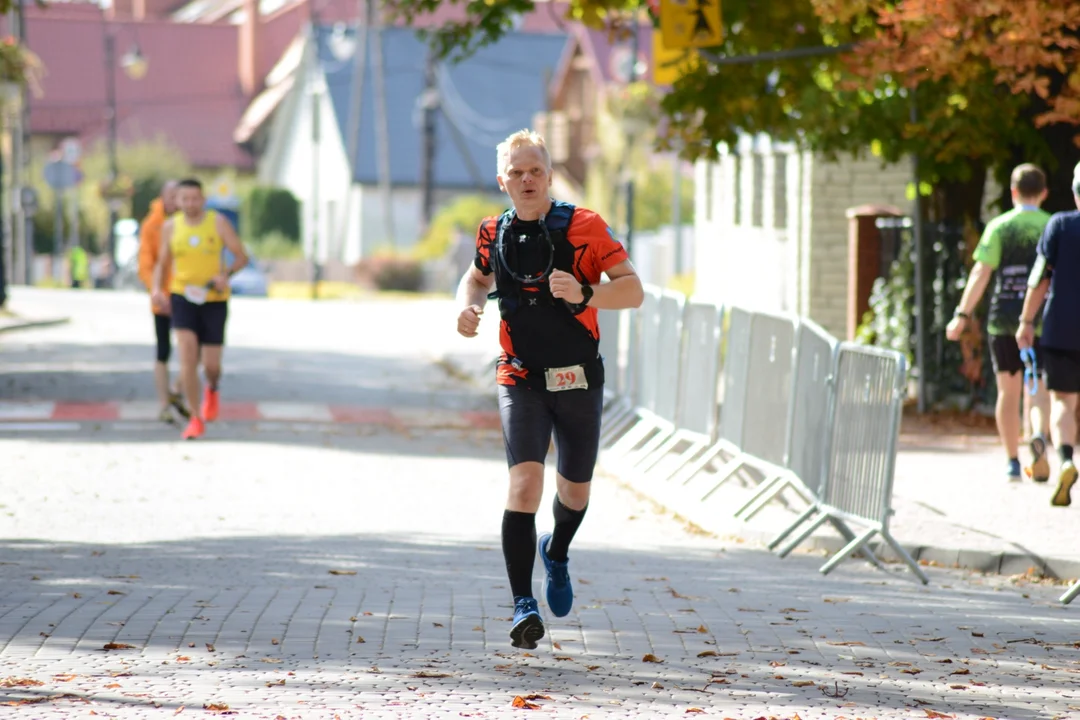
[
  {"x1": 104, "y1": 26, "x2": 119, "y2": 287},
  {"x1": 371, "y1": 0, "x2": 395, "y2": 248},
  {"x1": 419, "y1": 45, "x2": 437, "y2": 232},
  {"x1": 344, "y1": 0, "x2": 369, "y2": 259}
]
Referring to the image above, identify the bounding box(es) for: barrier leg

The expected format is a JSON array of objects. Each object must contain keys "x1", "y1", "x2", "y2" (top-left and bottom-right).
[
  {"x1": 699, "y1": 456, "x2": 747, "y2": 501},
  {"x1": 638, "y1": 433, "x2": 687, "y2": 473},
  {"x1": 609, "y1": 420, "x2": 658, "y2": 458},
  {"x1": 879, "y1": 529, "x2": 930, "y2": 585},
  {"x1": 657, "y1": 438, "x2": 710, "y2": 483},
  {"x1": 826, "y1": 517, "x2": 886, "y2": 572},
  {"x1": 600, "y1": 404, "x2": 636, "y2": 446},
  {"x1": 734, "y1": 473, "x2": 787, "y2": 518},
  {"x1": 768, "y1": 505, "x2": 818, "y2": 551},
  {"x1": 667, "y1": 440, "x2": 729, "y2": 488},
  {"x1": 1060, "y1": 580, "x2": 1080, "y2": 605},
  {"x1": 629, "y1": 427, "x2": 676, "y2": 468},
  {"x1": 819, "y1": 527, "x2": 878, "y2": 576},
  {"x1": 777, "y1": 512, "x2": 830, "y2": 559}
]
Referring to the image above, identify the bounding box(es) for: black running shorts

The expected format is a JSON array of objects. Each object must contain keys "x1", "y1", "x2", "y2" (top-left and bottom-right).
[
  {"x1": 497, "y1": 383, "x2": 605, "y2": 483},
  {"x1": 990, "y1": 334, "x2": 1040, "y2": 376},
  {"x1": 170, "y1": 294, "x2": 228, "y2": 346},
  {"x1": 1042, "y1": 346, "x2": 1080, "y2": 394},
  {"x1": 154, "y1": 312, "x2": 172, "y2": 363}
]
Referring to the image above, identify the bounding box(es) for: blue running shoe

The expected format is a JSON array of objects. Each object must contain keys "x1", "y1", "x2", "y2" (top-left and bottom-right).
[
  {"x1": 538, "y1": 533, "x2": 574, "y2": 618},
  {"x1": 1007, "y1": 458, "x2": 1022, "y2": 482},
  {"x1": 509, "y1": 597, "x2": 545, "y2": 649}
]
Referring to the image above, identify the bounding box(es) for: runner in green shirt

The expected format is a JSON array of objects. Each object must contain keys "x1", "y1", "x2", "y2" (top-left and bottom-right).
[{"x1": 946, "y1": 164, "x2": 1051, "y2": 482}]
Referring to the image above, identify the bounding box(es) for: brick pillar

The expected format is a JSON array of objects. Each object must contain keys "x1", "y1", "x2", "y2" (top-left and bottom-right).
[{"x1": 845, "y1": 204, "x2": 902, "y2": 340}]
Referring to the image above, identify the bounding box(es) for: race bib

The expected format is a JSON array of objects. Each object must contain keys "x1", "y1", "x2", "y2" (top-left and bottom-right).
[
  {"x1": 183, "y1": 284, "x2": 208, "y2": 305},
  {"x1": 545, "y1": 364, "x2": 588, "y2": 392}
]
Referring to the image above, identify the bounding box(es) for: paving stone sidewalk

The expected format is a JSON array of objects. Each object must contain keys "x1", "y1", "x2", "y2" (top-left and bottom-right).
[{"x1": 1, "y1": 425, "x2": 1079, "y2": 719}]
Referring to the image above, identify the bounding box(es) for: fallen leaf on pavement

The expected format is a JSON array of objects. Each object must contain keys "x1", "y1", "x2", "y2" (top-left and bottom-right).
[
  {"x1": 901, "y1": 668, "x2": 923, "y2": 675},
  {"x1": 585, "y1": 665, "x2": 601, "y2": 671},
  {"x1": 0, "y1": 677, "x2": 44, "y2": 687},
  {"x1": 697, "y1": 650, "x2": 718, "y2": 658},
  {"x1": 951, "y1": 668, "x2": 970, "y2": 676},
  {"x1": 553, "y1": 656, "x2": 574, "y2": 662},
  {"x1": 271, "y1": 638, "x2": 279, "y2": 645},
  {"x1": 328, "y1": 570, "x2": 357, "y2": 576},
  {"x1": 203, "y1": 702, "x2": 235, "y2": 713},
  {"x1": 971, "y1": 631, "x2": 984, "y2": 637},
  {"x1": 642, "y1": 654, "x2": 664, "y2": 663},
  {"x1": 411, "y1": 671, "x2": 453, "y2": 678},
  {"x1": 206, "y1": 643, "x2": 215, "y2": 652},
  {"x1": 652, "y1": 682, "x2": 663, "y2": 689},
  {"x1": 685, "y1": 709, "x2": 706, "y2": 714},
  {"x1": 176, "y1": 656, "x2": 191, "y2": 662},
  {"x1": 841, "y1": 671, "x2": 863, "y2": 676},
  {"x1": 356, "y1": 636, "x2": 366, "y2": 643},
  {"x1": 52, "y1": 674, "x2": 77, "y2": 682},
  {"x1": 949, "y1": 685, "x2": 967, "y2": 690},
  {"x1": 174, "y1": 706, "x2": 184, "y2": 715},
  {"x1": 104, "y1": 683, "x2": 121, "y2": 689},
  {"x1": 524, "y1": 695, "x2": 551, "y2": 701},
  {"x1": 827, "y1": 641, "x2": 866, "y2": 647},
  {"x1": 553, "y1": 642, "x2": 561, "y2": 650},
  {"x1": 935, "y1": 658, "x2": 953, "y2": 664},
  {"x1": 103, "y1": 643, "x2": 135, "y2": 650},
  {"x1": 266, "y1": 680, "x2": 285, "y2": 687},
  {"x1": 511, "y1": 695, "x2": 541, "y2": 709},
  {"x1": 769, "y1": 661, "x2": 786, "y2": 667},
  {"x1": 923, "y1": 711, "x2": 955, "y2": 719},
  {"x1": 107, "y1": 590, "x2": 125, "y2": 596},
  {"x1": 791, "y1": 681, "x2": 816, "y2": 687}
]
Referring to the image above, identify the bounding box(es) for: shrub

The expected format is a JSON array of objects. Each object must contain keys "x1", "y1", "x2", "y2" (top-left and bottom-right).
[
  {"x1": 356, "y1": 255, "x2": 424, "y2": 292},
  {"x1": 412, "y1": 194, "x2": 506, "y2": 262},
  {"x1": 244, "y1": 186, "x2": 301, "y2": 243},
  {"x1": 250, "y1": 231, "x2": 304, "y2": 260}
]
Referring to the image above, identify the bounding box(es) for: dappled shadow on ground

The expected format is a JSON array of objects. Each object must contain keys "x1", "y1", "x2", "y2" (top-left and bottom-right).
[{"x1": 0, "y1": 533, "x2": 1074, "y2": 718}]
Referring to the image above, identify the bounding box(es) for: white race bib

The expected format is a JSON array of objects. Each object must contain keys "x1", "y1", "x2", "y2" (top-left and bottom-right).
[
  {"x1": 545, "y1": 364, "x2": 588, "y2": 392},
  {"x1": 183, "y1": 284, "x2": 209, "y2": 305}
]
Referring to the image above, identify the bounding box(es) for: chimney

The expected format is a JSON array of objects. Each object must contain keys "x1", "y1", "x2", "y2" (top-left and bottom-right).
[{"x1": 239, "y1": 0, "x2": 261, "y2": 96}]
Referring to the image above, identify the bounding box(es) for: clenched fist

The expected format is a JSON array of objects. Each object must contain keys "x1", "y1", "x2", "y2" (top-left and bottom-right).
[
  {"x1": 549, "y1": 269, "x2": 584, "y2": 304},
  {"x1": 457, "y1": 304, "x2": 484, "y2": 338}
]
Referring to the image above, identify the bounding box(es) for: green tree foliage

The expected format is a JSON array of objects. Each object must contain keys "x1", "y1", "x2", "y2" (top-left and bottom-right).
[
  {"x1": 243, "y1": 186, "x2": 301, "y2": 243},
  {"x1": 385, "y1": 0, "x2": 1080, "y2": 220},
  {"x1": 411, "y1": 194, "x2": 506, "y2": 261}
]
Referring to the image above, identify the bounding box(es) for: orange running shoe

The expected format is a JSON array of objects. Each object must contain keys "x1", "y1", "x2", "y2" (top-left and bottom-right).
[
  {"x1": 202, "y1": 387, "x2": 220, "y2": 422},
  {"x1": 182, "y1": 416, "x2": 205, "y2": 440}
]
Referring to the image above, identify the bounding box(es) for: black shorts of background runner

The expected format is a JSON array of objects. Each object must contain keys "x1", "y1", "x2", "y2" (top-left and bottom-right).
[
  {"x1": 154, "y1": 313, "x2": 172, "y2": 363},
  {"x1": 497, "y1": 384, "x2": 604, "y2": 483},
  {"x1": 170, "y1": 294, "x2": 228, "y2": 346},
  {"x1": 990, "y1": 334, "x2": 1041, "y2": 376},
  {"x1": 1042, "y1": 347, "x2": 1080, "y2": 394}
]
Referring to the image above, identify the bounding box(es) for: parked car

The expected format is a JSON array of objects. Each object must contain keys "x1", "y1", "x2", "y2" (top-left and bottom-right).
[{"x1": 225, "y1": 246, "x2": 269, "y2": 297}]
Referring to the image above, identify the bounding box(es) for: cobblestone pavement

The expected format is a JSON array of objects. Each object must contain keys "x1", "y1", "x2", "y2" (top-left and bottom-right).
[{"x1": 1, "y1": 289, "x2": 1079, "y2": 719}]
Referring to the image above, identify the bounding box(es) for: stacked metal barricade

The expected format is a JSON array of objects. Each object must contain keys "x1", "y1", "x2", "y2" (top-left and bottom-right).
[{"x1": 597, "y1": 284, "x2": 930, "y2": 585}]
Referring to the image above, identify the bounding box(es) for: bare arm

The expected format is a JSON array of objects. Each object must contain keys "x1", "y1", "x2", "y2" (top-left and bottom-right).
[
  {"x1": 1020, "y1": 277, "x2": 1050, "y2": 326},
  {"x1": 458, "y1": 265, "x2": 494, "y2": 308},
  {"x1": 589, "y1": 259, "x2": 644, "y2": 310},
  {"x1": 955, "y1": 261, "x2": 994, "y2": 317},
  {"x1": 217, "y1": 215, "x2": 248, "y2": 275}
]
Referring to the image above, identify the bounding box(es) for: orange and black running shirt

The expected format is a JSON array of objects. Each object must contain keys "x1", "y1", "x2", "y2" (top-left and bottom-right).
[{"x1": 474, "y1": 206, "x2": 629, "y2": 386}]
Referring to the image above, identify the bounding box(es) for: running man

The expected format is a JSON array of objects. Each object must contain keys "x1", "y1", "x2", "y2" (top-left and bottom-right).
[
  {"x1": 456, "y1": 129, "x2": 644, "y2": 649},
  {"x1": 151, "y1": 178, "x2": 248, "y2": 440},
  {"x1": 946, "y1": 164, "x2": 1051, "y2": 482},
  {"x1": 138, "y1": 180, "x2": 189, "y2": 425},
  {"x1": 1017, "y1": 160, "x2": 1080, "y2": 507}
]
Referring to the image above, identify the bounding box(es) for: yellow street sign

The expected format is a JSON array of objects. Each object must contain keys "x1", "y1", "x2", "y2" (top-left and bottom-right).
[
  {"x1": 653, "y1": 31, "x2": 701, "y2": 86},
  {"x1": 659, "y1": 0, "x2": 722, "y2": 50}
]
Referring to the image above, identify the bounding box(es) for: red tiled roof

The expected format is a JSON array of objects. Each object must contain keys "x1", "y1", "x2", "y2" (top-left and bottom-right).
[{"x1": 9, "y1": 4, "x2": 250, "y2": 168}]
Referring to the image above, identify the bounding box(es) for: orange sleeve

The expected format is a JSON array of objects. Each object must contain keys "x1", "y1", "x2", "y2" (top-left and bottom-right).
[
  {"x1": 572, "y1": 209, "x2": 628, "y2": 282},
  {"x1": 474, "y1": 217, "x2": 498, "y2": 276},
  {"x1": 138, "y1": 217, "x2": 160, "y2": 290}
]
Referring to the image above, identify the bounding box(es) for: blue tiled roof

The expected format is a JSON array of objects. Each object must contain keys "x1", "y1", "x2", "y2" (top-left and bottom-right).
[{"x1": 315, "y1": 25, "x2": 569, "y2": 189}]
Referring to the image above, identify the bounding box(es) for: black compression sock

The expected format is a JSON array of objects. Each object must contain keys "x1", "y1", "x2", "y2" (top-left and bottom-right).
[
  {"x1": 1061, "y1": 445, "x2": 1074, "y2": 463},
  {"x1": 502, "y1": 510, "x2": 537, "y2": 600},
  {"x1": 547, "y1": 495, "x2": 587, "y2": 563}
]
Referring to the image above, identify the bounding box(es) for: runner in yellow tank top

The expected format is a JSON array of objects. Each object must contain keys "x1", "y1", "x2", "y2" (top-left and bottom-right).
[
  {"x1": 151, "y1": 178, "x2": 248, "y2": 440},
  {"x1": 169, "y1": 208, "x2": 231, "y2": 303}
]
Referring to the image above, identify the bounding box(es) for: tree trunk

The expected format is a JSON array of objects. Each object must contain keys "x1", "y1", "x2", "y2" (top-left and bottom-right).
[{"x1": 928, "y1": 163, "x2": 987, "y2": 227}]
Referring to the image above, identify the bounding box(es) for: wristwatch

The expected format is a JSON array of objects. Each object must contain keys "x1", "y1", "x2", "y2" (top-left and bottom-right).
[
  {"x1": 580, "y1": 282, "x2": 594, "y2": 306},
  {"x1": 954, "y1": 309, "x2": 970, "y2": 321}
]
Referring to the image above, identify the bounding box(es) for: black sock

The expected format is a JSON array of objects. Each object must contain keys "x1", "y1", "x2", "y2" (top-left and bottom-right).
[
  {"x1": 501, "y1": 510, "x2": 536, "y2": 600},
  {"x1": 547, "y1": 495, "x2": 588, "y2": 563},
  {"x1": 1061, "y1": 445, "x2": 1074, "y2": 463}
]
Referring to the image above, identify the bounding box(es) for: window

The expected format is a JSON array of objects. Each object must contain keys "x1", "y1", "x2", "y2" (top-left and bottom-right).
[{"x1": 774, "y1": 154, "x2": 788, "y2": 229}]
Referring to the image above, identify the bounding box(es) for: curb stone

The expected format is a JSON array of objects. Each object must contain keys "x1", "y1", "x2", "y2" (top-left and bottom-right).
[{"x1": 0, "y1": 316, "x2": 70, "y2": 335}]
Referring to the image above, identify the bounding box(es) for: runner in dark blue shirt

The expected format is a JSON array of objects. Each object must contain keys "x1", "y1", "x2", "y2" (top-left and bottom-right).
[{"x1": 1017, "y1": 161, "x2": 1080, "y2": 507}]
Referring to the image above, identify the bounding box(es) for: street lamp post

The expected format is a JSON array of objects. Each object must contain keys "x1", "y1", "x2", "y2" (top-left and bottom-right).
[{"x1": 100, "y1": 12, "x2": 148, "y2": 288}]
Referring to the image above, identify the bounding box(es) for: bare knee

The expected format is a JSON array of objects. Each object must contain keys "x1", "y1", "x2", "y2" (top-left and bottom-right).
[
  {"x1": 556, "y1": 474, "x2": 590, "y2": 510},
  {"x1": 507, "y1": 463, "x2": 544, "y2": 512}
]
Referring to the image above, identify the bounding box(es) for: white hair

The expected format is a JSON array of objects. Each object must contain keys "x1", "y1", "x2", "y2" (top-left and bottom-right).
[{"x1": 496, "y1": 129, "x2": 552, "y2": 177}]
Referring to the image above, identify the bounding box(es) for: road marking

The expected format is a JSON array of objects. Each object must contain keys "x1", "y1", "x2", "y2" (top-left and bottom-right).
[
  {"x1": 0, "y1": 402, "x2": 55, "y2": 420},
  {"x1": 0, "y1": 422, "x2": 81, "y2": 432}
]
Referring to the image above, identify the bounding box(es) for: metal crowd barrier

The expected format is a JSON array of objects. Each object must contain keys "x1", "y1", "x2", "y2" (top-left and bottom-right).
[
  {"x1": 597, "y1": 284, "x2": 925, "y2": 583},
  {"x1": 1063, "y1": 581, "x2": 1080, "y2": 605}
]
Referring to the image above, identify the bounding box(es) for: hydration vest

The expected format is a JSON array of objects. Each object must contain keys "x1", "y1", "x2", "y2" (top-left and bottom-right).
[{"x1": 487, "y1": 200, "x2": 603, "y2": 384}]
